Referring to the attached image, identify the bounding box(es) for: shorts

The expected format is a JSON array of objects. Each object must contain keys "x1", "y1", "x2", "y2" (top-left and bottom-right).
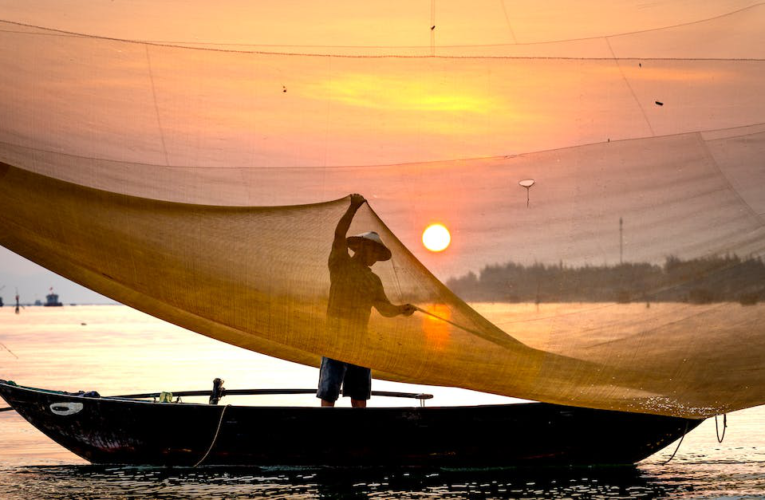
[{"x1": 316, "y1": 357, "x2": 371, "y2": 402}]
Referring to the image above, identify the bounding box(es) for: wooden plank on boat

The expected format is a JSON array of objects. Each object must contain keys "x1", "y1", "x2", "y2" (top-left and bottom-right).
[{"x1": 114, "y1": 388, "x2": 434, "y2": 400}]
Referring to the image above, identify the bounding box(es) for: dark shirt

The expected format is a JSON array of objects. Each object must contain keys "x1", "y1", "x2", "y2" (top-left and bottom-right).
[{"x1": 327, "y1": 246, "x2": 388, "y2": 332}]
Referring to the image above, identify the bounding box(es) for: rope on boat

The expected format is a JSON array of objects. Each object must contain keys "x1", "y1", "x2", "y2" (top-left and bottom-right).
[
  {"x1": 662, "y1": 421, "x2": 690, "y2": 465},
  {"x1": 0, "y1": 341, "x2": 18, "y2": 359},
  {"x1": 193, "y1": 404, "x2": 230, "y2": 468},
  {"x1": 715, "y1": 413, "x2": 728, "y2": 443}
]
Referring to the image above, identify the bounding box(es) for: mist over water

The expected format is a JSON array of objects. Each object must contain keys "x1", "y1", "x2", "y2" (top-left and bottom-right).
[{"x1": 1, "y1": 306, "x2": 764, "y2": 498}]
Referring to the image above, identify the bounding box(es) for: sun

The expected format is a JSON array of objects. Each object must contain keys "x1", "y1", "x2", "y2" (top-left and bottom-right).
[{"x1": 422, "y1": 224, "x2": 451, "y2": 252}]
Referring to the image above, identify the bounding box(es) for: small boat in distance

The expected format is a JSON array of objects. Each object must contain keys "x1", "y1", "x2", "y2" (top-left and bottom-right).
[
  {"x1": 0, "y1": 379, "x2": 702, "y2": 467},
  {"x1": 44, "y1": 288, "x2": 63, "y2": 307}
]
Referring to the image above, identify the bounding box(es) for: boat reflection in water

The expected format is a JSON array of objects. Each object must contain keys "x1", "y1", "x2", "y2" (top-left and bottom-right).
[{"x1": 0, "y1": 463, "x2": 695, "y2": 499}]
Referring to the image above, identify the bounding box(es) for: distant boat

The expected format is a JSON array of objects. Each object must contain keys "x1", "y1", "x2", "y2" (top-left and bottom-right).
[{"x1": 44, "y1": 290, "x2": 63, "y2": 307}]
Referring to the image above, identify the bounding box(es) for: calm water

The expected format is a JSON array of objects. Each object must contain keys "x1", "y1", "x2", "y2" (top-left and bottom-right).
[{"x1": 1, "y1": 306, "x2": 764, "y2": 499}]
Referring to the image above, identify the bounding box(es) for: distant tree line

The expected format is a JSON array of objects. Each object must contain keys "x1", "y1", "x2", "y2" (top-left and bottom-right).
[{"x1": 446, "y1": 254, "x2": 765, "y2": 305}]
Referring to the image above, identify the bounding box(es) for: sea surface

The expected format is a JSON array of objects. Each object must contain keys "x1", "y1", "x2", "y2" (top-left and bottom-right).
[{"x1": 1, "y1": 305, "x2": 764, "y2": 499}]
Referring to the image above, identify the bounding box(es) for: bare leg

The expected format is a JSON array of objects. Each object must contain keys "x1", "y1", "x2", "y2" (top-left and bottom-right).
[
  {"x1": 321, "y1": 399, "x2": 335, "y2": 407},
  {"x1": 351, "y1": 399, "x2": 367, "y2": 408}
]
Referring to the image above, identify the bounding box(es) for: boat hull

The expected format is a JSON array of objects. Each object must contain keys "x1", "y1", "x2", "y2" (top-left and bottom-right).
[{"x1": 0, "y1": 381, "x2": 702, "y2": 467}]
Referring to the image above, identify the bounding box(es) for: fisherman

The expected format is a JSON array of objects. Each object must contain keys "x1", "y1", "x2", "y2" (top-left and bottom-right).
[{"x1": 318, "y1": 193, "x2": 416, "y2": 408}]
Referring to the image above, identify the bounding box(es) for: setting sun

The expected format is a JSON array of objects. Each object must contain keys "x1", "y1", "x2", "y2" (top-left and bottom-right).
[{"x1": 422, "y1": 224, "x2": 451, "y2": 252}]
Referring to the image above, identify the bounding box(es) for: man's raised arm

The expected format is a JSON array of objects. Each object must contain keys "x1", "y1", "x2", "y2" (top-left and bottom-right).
[{"x1": 332, "y1": 193, "x2": 366, "y2": 254}]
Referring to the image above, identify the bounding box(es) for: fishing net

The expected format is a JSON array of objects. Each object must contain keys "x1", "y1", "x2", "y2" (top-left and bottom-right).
[{"x1": 0, "y1": 1, "x2": 764, "y2": 417}]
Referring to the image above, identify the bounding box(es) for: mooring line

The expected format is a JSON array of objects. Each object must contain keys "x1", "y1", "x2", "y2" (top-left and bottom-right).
[
  {"x1": 193, "y1": 404, "x2": 230, "y2": 467},
  {"x1": 663, "y1": 421, "x2": 690, "y2": 465},
  {"x1": 715, "y1": 413, "x2": 728, "y2": 443},
  {"x1": 0, "y1": 341, "x2": 18, "y2": 359}
]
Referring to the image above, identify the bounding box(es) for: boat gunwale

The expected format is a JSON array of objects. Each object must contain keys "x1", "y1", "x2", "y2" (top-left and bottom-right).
[
  {"x1": 0, "y1": 380, "x2": 536, "y2": 412},
  {"x1": 0, "y1": 380, "x2": 706, "y2": 419}
]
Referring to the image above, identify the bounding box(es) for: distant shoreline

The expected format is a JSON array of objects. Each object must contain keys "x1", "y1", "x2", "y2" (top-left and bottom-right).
[{"x1": 447, "y1": 254, "x2": 764, "y2": 305}]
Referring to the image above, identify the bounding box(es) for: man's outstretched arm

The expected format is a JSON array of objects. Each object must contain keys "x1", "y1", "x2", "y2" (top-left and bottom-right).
[
  {"x1": 373, "y1": 279, "x2": 417, "y2": 318},
  {"x1": 375, "y1": 301, "x2": 417, "y2": 318}
]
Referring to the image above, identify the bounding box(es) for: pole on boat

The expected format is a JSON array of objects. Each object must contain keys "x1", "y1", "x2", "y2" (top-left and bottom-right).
[{"x1": 209, "y1": 378, "x2": 224, "y2": 405}]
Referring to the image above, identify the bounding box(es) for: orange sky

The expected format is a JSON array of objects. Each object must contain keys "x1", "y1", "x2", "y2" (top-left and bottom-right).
[
  {"x1": 0, "y1": 1, "x2": 764, "y2": 295},
  {"x1": 0, "y1": 1, "x2": 760, "y2": 50}
]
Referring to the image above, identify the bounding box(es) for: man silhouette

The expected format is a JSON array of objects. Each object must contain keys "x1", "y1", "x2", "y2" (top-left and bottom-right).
[{"x1": 317, "y1": 194, "x2": 415, "y2": 408}]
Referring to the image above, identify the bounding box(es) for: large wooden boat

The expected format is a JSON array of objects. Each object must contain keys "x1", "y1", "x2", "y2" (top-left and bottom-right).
[{"x1": 0, "y1": 379, "x2": 702, "y2": 467}]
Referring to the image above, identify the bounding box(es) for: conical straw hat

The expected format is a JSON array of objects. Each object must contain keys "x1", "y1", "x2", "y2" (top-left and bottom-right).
[{"x1": 347, "y1": 231, "x2": 392, "y2": 261}]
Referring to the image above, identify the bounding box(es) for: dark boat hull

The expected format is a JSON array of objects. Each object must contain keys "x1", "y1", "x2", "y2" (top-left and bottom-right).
[{"x1": 0, "y1": 381, "x2": 702, "y2": 467}]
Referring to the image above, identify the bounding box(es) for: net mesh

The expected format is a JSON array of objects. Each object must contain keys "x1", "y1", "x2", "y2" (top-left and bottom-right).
[{"x1": 0, "y1": 1, "x2": 764, "y2": 417}]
